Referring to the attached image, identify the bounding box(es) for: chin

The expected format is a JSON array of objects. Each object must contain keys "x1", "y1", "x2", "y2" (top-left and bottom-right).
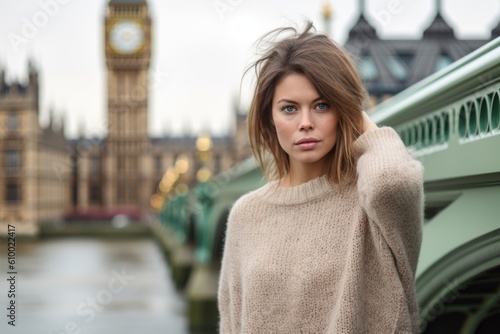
[{"x1": 293, "y1": 154, "x2": 327, "y2": 164}]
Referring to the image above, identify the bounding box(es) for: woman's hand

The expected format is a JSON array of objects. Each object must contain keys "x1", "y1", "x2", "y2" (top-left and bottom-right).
[{"x1": 362, "y1": 111, "x2": 378, "y2": 134}]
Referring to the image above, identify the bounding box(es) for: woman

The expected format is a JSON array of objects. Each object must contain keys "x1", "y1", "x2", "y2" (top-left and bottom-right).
[{"x1": 217, "y1": 22, "x2": 423, "y2": 334}]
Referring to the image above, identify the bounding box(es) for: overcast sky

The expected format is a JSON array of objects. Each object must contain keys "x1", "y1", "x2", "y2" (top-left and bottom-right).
[{"x1": 0, "y1": 0, "x2": 498, "y2": 138}]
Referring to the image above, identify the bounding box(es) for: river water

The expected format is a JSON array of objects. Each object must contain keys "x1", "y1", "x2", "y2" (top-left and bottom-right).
[{"x1": 0, "y1": 236, "x2": 188, "y2": 334}]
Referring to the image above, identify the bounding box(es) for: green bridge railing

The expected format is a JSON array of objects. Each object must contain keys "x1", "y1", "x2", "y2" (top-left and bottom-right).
[
  {"x1": 371, "y1": 37, "x2": 500, "y2": 170},
  {"x1": 369, "y1": 37, "x2": 500, "y2": 333}
]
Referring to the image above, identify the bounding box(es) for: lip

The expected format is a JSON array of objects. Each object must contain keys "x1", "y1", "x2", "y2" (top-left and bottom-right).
[
  {"x1": 295, "y1": 137, "x2": 320, "y2": 145},
  {"x1": 295, "y1": 137, "x2": 320, "y2": 150}
]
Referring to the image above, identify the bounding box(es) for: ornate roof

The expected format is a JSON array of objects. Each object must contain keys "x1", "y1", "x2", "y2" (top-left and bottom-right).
[
  {"x1": 348, "y1": 14, "x2": 377, "y2": 40},
  {"x1": 491, "y1": 21, "x2": 500, "y2": 39},
  {"x1": 423, "y1": 13, "x2": 455, "y2": 39},
  {"x1": 344, "y1": 9, "x2": 492, "y2": 97}
]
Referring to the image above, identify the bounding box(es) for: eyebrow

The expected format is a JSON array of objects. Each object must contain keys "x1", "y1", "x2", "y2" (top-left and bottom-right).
[{"x1": 277, "y1": 97, "x2": 323, "y2": 104}]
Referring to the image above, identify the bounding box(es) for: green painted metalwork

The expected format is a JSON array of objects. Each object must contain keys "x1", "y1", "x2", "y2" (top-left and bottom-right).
[
  {"x1": 370, "y1": 38, "x2": 500, "y2": 188},
  {"x1": 157, "y1": 157, "x2": 264, "y2": 267},
  {"x1": 371, "y1": 38, "x2": 500, "y2": 126},
  {"x1": 193, "y1": 157, "x2": 265, "y2": 264},
  {"x1": 193, "y1": 181, "x2": 214, "y2": 263},
  {"x1": 369, "y1": 37, "x2": 500, "y2": 331},
  {"x1": 461, "y1": 284, "x2": 500, "y2": 333},
  {"x1": 376, "y1": 83, "x2": 499, "y2": 156}
]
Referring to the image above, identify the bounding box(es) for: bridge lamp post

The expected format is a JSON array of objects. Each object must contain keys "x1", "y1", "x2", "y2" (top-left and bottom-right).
[
  {"x1": 186, "y1": 133, "x2": 219, "y2": 333},
  {"x1": 173, "y1": 155, "x2": 190, "y2": 241},
  {"x1": 149, "y1": 166, "x2": 176, "y2": 227},
  {"x1": 322, "y1": 1, "x2": 333, "y2": 37},
  {"x1": 149, "y1": 193, "x2": 164, "y2": 213},
  {"x1": 195, "y1": 133, "x2": 214, "y2": 263},
  {"x1": 156, "y1": 166, "x2": 179, "y2": 229}
]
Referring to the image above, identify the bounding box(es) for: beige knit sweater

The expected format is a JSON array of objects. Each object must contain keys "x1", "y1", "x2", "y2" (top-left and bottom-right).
[{"x1": 217, "y1": 127, "x2": 424, "y2": 333}]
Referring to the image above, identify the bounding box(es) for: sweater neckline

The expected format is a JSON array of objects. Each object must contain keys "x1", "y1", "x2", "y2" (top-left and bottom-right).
[{"x1": 257, "y1": 174, "x2": 337, "y2": 205}]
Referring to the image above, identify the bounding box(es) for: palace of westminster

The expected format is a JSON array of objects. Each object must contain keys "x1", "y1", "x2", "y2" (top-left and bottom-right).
[{"x1": 0, "y1": 0, "x2": 497, "y2": 234}]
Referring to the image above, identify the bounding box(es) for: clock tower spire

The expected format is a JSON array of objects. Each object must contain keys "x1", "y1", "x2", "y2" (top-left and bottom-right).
[{"x1": 104, "y1": 0, "x2": 153, "y2": 213}]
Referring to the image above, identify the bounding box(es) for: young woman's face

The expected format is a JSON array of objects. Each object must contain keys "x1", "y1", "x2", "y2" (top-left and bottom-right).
[{"x1": 272, "y1": 72, "x2": 338, "y2": 172}]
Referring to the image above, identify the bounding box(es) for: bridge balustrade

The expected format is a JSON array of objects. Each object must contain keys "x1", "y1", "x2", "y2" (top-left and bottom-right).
[{"x1": 370, "y1": 37, "x2": 500, "y2": 333}]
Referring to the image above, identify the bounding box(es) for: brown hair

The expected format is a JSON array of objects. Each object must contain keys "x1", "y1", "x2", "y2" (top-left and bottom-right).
[{"x1": 246, "y1": 21, "x2": 365, "y2": 186}]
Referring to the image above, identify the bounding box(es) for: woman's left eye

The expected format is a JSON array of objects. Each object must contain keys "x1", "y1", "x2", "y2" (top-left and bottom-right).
[{"x1": 315, "y1": 102, "x2": 328, "y2": 110}]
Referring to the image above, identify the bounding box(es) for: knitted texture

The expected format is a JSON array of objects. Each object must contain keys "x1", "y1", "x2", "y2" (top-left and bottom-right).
[{"x1": 217, "y1": 127, "x2": 424, "y2": 334}]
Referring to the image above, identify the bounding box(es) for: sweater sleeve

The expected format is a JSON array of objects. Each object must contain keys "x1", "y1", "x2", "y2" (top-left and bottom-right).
[{"x1": 354, "y1": 126, "x2": 424, "y2": 276}]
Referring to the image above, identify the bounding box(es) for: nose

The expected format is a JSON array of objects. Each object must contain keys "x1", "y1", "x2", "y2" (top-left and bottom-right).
[{"x1": 299, "y1": 110, "x2": 314, "y2": 131}]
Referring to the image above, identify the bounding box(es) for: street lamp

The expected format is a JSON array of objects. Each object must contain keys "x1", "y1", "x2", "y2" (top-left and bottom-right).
[
  {"x1": 196, "y1": 133, "x2": 213, "y2": 165},
  {"x1": 194, "y1": 132, "x2": 215, "y2": 264},
  {"x1": 323, "y1": 1, "x2": 333, "y2": 37}
]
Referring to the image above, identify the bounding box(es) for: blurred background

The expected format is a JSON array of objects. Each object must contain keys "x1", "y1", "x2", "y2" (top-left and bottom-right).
[{"x1": 0, "y1": 0, "x2": 499, "y2": 333}]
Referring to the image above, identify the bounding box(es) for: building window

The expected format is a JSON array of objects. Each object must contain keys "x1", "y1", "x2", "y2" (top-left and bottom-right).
[
  {"x1": 435, "y1": 53, "x2": 453, "y2": 72},
  {"x1": 129, "y1": 157, "x2": 138, "y2": 172},
  {"x1": 89, "y1": 184, "x2": 101, "y2": 204},
  {"x1": 117, "y1": 155, "x2": 125, "y2": 171},
  {"x1": 117, "y1": 184, "x2": 125, "y2": 203},
  {"x1": 155, "y1": 155, "x2": 162, "y2": 172},
  {"x1": 5, "y1": 149, "x2": 21, "y2": 172},
  {"x1": 6, "y1": 181, "x2": 21, "y2": 204},
  {"x1": 7, "y1": 113, "x2": 20, "y2": 131},
  {"x1": 90, "y1": 156, "x2": 100, "y2": 174},
  {"x1": 386, "y1": 55, "x2": 409, "y2": 81},
  {"x1": 397, "y1": 53, "x2": 414, "y2": 69},
  {"x1": 360, "y1": 54, "x2": 378, "y2": 81}
]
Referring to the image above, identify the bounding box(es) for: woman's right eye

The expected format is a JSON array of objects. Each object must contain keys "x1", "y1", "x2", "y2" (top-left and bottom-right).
[{"x1": 281, "y1": 105, "x2": 296, "y2": 113}]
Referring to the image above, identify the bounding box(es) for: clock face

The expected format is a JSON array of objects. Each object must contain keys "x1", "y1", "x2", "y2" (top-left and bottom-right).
[{"x1": 110, "y1": 20, "x2": 144, "y2": 55}]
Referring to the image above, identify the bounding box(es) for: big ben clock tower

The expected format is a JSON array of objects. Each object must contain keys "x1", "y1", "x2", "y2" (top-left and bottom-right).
[{"x1": 104, "y1": 0, "x2": 153, "y2": 213}]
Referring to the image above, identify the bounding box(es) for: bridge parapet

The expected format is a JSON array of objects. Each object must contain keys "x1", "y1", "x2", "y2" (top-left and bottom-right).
[
  {"x1": 371, "y1": 37, "x2": 500, "y2": 187},
  {"x1": 369, "y1": 38, "x2": 500, "y2": 330},
  {"x1": 396, "y1": 81, "x2": 499, "y2": 154}
]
